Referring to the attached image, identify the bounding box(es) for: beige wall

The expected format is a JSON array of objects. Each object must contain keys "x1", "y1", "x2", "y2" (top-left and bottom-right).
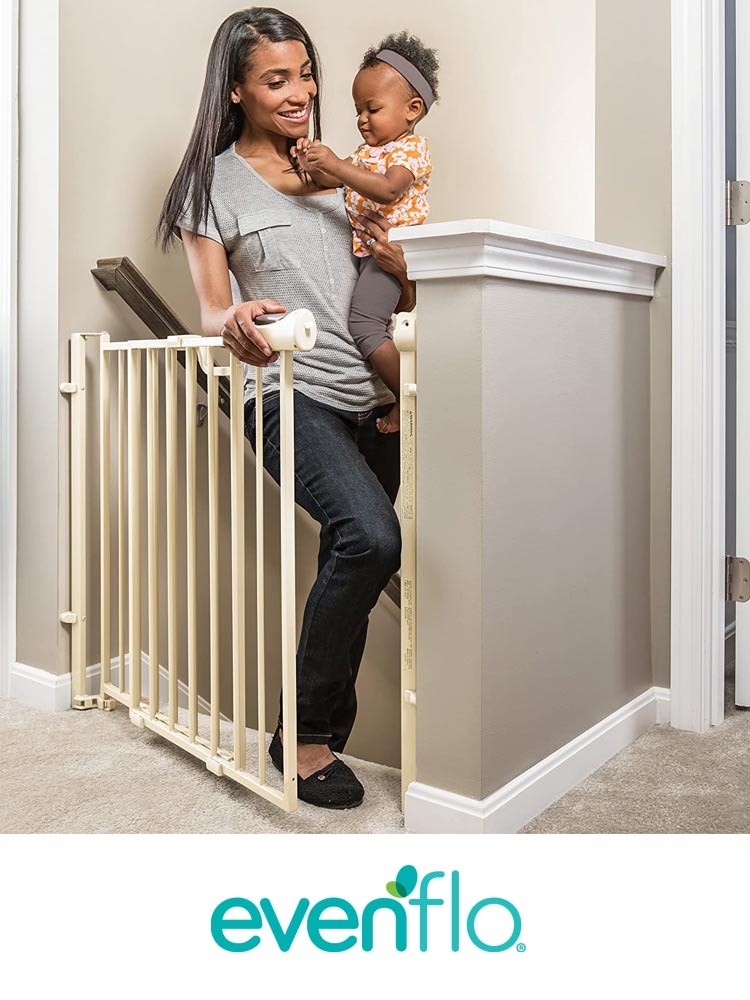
[
  {"x1": 414, "y1": 277, "x2": 653, "y2": 799},
  {"x1": 594, "y1": 0, "x2": 672, "y2": 688},
  {"x1": 480, "y1": 280, "x2": 652, "y2": 796},
  {"x1": 280, "y1": 0, "x2": 596, "y2": 236}
]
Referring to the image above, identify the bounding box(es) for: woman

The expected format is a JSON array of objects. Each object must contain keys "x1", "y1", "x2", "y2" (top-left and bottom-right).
[{"x1": 157, "y1": 7, "x2": 413, "y2": 809}]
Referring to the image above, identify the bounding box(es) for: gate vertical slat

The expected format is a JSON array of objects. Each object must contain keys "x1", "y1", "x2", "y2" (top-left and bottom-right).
[
  {"x1": 230, "y1": 355, "x2": 247, "y2": 772},
  {"x1": 117, "y1": 353, "x2": 126, "y2": 695},
  {"x1": 127, "y1": 351, "x2": 142, "y2": 708},
  {"x1": 255, "y1": 369, "x2": 266, "y2": 784},
  {"x1": 207, "y1": 350, "x2": 221, "y2": 755},
  {"x1": 185, "y1": 349, "x2": 198, "y2": 741},
  {"x1": 165, "y1": 346, "x2": 178, "y2": 729},
  {"x1": 279, "y1": 351, "x2": 297, "y2": 803},
  {"x1": 146, "y1": 348, "x2": 159, "y2": 718}
]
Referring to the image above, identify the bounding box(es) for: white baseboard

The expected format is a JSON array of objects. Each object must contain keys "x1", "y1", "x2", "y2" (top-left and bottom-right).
[
  {"x1": 9, "y1": 662, "x2": 98, "y2": 712},
  {"x1": 9, "y1": 654, "x2": 225, "y2": 719},
  {"x1": 405, "y1": 685, "x2": 672, "y2": 834}
]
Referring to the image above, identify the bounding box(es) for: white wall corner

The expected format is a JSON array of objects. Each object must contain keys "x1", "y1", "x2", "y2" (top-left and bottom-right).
[{"x1": 405, "y1": 685, "x2": 671, "y2": 834}]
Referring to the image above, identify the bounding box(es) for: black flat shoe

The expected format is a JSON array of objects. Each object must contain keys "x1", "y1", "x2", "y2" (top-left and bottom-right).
[{"x1": 268, "y1": 727, "x2": 365, "y2": 810}]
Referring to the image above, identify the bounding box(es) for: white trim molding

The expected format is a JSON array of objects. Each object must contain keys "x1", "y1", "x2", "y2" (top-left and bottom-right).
[
  {"x1": 0, "y1": 0, "x2": 19, "y2": 699},
  {"x1": 670, "y1": 0, "x2": 726, "y2": 731},
  {"x1": 405, "y1": 686, "x2": 671, "y2": 834},
  {"x1": 10, "y1": 662, "x2": 82, "y2": 713},
  {"x1": 9, "y1": 654, "x2": 226, "y2": 720},
  {"x1": 736, "y1": 0, "x2": 750, "y2": 706},
  {"x1": 391, "y1": 219, "x2": 666, "y2": 296}
]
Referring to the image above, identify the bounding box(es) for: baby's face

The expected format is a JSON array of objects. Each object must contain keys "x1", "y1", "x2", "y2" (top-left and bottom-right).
[{"x1": 352, "y1": 64, "x2": 419, "y2": 146}]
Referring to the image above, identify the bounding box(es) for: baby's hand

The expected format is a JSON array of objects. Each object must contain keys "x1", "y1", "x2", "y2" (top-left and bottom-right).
[{"x1": 303, "y1": 140, "x2": 339, "y2": 175}]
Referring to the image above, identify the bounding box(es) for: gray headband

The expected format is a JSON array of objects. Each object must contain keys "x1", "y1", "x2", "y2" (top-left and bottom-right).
[{"x1": 374, "y1": 49, "x2": 436, "y2": 111}]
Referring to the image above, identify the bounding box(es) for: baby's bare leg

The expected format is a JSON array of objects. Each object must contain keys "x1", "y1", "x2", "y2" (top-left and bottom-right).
[{"x1": 367, "y1": 341, "x2": 401, "y2": 433}]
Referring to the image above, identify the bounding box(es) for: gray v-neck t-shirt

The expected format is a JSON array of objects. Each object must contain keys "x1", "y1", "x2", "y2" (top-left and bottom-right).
[{"x1": 175, "y1": 143, "x2": 394, "y2": 411}]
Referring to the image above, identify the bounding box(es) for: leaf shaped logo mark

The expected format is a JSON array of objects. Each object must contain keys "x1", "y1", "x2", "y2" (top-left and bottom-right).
[{"x1": 386, "y1": 865, "x2": 418, "y2": 899}]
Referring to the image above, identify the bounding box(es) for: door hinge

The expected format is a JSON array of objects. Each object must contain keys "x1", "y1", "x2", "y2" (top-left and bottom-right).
[
  {"x1": 727, "y1": 180, "x2": 750, "y2": 226},
  {"x1": 726, "y1": 555, "x2": 750, "y2": 602}
]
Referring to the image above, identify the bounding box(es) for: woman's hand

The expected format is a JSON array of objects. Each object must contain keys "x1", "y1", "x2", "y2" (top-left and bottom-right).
[
  {"x1": 220, "y1": 299, "x2": 285, "y2": 366},
  {"x1": 356, "y1": 210, "x2": 416, "y2": 310}
]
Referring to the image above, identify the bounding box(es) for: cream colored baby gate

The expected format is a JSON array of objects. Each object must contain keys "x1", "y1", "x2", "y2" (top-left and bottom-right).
[
  {"x1": 63, "y1": 309, "x2": 417, "y2": 814},
  {"x1": 63, "y1": 312, "x2": 319, "y2": 812}
]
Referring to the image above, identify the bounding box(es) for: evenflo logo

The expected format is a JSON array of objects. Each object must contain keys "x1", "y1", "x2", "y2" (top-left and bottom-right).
[{"x1": 211, "y1": 866, "x2": 524, "y2": 953}]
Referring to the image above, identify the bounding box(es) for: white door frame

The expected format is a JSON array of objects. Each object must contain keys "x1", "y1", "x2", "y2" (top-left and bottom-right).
[
  {"x1": 670, "y1": 0, "x2": 727, "y2": 731},
  {"x1": 0, "y1": 0, "x2": 19, "y2": 700}
]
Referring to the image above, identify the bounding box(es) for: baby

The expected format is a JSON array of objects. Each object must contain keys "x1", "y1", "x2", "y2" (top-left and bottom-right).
[{"x1": 293, "y1": 32, "x2": 439, "y2": 433}]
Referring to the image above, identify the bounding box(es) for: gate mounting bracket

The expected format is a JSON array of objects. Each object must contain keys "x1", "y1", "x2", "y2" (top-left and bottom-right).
[{"x1": 73, "y1": 694, "x2": 116, "y2": 711}]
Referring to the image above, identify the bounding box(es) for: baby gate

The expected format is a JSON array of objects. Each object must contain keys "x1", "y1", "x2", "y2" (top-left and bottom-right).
[{"x1": 63, "y1": 309, "x2": 418, "y2": 813}]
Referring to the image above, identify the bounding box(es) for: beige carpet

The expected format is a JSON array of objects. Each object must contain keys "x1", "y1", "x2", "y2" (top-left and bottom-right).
[
  {"x1": 3, "y1": 641, "x2": 749, "y2": 834},
  {"x1": 522, "y1": 639, "x2": 750, "y2": 833},
  {"x1": 0, "y1": 698, "x2": 405, "y2": 834}
]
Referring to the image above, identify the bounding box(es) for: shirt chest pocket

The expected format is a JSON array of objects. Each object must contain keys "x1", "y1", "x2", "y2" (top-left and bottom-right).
[{"x1": 237, "y1": 211, "x2": 301, "y2": 272}]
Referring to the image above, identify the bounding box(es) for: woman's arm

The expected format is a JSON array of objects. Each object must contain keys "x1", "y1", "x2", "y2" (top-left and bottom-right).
[{"x1": 180, "y1": 229, "x2": 285, "y2": 366}]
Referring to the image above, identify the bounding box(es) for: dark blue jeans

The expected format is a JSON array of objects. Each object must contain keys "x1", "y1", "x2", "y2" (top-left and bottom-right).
[{"x1": 245, "y1": 390, "x2": 401, "y2": 753}]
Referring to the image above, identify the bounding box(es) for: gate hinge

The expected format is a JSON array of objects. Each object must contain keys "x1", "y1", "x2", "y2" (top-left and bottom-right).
[
  {"x1": 59, "y1": 382, "x2": 79, "y2": 394},
  {"x1": 403, "y1": 689, "x2": 417, "y2": 705},
  {"x1": 727, "y1": 180, "x2": 750, "y2": 226},
  {"x1": 59, "y1": 611, "x2": 78, "y2": 624},
  {"x1": 726, "y1": 555, "x2": 750, "y2": 602}
]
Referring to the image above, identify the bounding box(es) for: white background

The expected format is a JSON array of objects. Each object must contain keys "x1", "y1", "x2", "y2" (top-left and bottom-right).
[{"x1": 3, "y1": 834, "x2": 746, "y2": 996}]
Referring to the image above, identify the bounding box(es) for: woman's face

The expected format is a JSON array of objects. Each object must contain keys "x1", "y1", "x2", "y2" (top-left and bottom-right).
[{"x1": 231, "y1": 39, "x2": 316, "y2": 139}]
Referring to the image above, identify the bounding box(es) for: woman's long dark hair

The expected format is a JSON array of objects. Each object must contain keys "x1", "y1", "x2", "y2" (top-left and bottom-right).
[{"x1": 157, "y1": 7, "x2": 322, "y2": 251}]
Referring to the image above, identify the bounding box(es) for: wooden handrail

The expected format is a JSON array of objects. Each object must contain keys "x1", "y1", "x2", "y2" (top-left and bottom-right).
[
  {"x1": 92, "y1": 257, "x2": 231, "y2": 420},
  {"x1": 91, "y1": 256, "x2": 401, "y2": 612}
]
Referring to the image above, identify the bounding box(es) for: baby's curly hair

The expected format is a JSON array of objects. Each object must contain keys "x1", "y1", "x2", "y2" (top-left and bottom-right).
[{"x1": 360, "y1": 31, "x2": 440, "y2": 109}]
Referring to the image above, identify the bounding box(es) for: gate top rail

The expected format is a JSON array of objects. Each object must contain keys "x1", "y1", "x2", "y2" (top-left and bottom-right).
[{"x1": 100, "y1": 336, "x2": 223, "y2": 352}]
